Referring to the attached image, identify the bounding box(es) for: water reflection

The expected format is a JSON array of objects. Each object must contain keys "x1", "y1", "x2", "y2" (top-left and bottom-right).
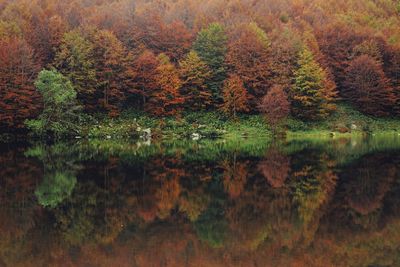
[{"x1": 0, "y1": 135, "x2": 400, "y2": 266}]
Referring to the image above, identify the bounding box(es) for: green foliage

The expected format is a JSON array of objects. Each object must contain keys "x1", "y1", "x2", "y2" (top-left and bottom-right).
[
  {"x1": 279, "y1": 13, "x2": 290, "y2": 23},
  {"x1": 0, "y1": 20, "x2": 21, "y2": 39},
  {"x1": 194, "y1": 181, "x2": 228, "y2": 248},
  {"x1": 35, "y1": 172, "x2": 77, "y2": 208},
  {"x1": 84, "y1": 110, "x2": 270, "y2": 140},
  {"x1": 179, "y1": 50, "x2": 213, "y2": 110},
  {"x1": 54, "y1": 30, "x2": 97, "y2": 107},
  {"x1": 291, "y1": 46, "x2": 336, "y2": 121},
  {"x1": 193, "y1": 23, "x2": 228, "y2": 104},
  {"x1": 248, "y1": 22, "x2": 271, "y2": 48},
  {"x1": 287, "y1": 103, "x2": 400, "y2": 134},
  {"x1": 26, "y1": 69, "x2": 82, "y2": 137}
]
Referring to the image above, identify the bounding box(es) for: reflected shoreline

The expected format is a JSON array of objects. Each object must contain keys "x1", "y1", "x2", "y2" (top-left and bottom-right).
[{"x1": 0, "y1": 135, "x2": 400, "y2": 266}]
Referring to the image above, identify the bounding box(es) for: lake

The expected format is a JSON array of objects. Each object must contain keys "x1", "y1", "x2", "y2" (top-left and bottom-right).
[{"x1": 0, "y1": 134, "x2": 400, "y2": 266}]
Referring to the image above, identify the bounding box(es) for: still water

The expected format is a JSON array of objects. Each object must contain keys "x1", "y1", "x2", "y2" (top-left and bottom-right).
[{"x1": 1, "y1": 135, "x2": 400, "y2": 267}]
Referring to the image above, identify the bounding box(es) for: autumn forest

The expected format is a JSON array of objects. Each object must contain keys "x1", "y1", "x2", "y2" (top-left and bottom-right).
[
  {"x1": 2, "y1": 1, "x2": 400, "y2": 266},
  {"x1": 1, "y1": 0, "x2": 400, "y2": 137}
]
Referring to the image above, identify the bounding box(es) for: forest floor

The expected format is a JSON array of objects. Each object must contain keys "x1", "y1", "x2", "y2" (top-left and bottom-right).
[{"x1": 82, "y1": 103, "x2": 400, "y2": 141}]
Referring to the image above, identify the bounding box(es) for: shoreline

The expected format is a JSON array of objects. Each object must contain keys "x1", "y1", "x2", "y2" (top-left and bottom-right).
[{"x1": 2, "y1": 104, "x2": 400, "y2": 142}]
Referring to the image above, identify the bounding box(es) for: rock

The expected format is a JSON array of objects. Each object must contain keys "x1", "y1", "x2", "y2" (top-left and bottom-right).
[
  {"x1": 143, "y1": 128, "x2": 151, "y2": 134},
  {"x1": 192, "y1": 133, "x2": 201, "y2": 141},
  {"x1": 143, "y1": 139, "x2": 151, "y2": 146},
  {"x1": 141, "y1": 128, "x2": 152, "y2": 139}
]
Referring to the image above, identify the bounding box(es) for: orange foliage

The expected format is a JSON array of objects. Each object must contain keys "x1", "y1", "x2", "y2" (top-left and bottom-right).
[
  {"x1": 0, "y1": 37, "x2": 41, "y2": 130},
  {"x1": 226, "y1": 23, "x2": 272, "y2": 109},
  {"x1": 220, "y1": 75, "x2": 249, "y2": 118},
  {"x1": 128, "y1": 50, "x2": 159, "y2": 108},
  {"x1": 148, "y1": 54, "x2": 184, "y2": 116}
]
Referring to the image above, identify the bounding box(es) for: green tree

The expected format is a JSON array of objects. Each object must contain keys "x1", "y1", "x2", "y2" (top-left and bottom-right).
[
  {"x1": 290, "y1": 46, "x2": 336, "y2": 121},
  {"x1": 179, "y1": 50, "x2": 213, "y2": 110},
  {"x1": 54, "y1": 30, "x2": 97, "y2": 111},
  {"x1": 193, "y1": 23, "x2": 227, "y2": 105},
  {"x1": 26, "y1": 69, "x2": 82, "y2": 137},
  {"x1": 35, "y1": 172, "x2": 77, "y2": 208}
]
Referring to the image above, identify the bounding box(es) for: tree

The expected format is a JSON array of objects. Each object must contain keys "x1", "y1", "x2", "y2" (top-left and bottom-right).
[
  {"x1": 147, "y1": 54, "x2": 184, "y2": 116},
  {"x1": 221, "y1": 156, "x2": 248, "y2": 198},
  {"x1": 90, "y1": 29, "x2": 130, "y2": 117},
  {"x1": 54, "y1": 30, "x2": 97, "y2": 111},
  {"x1": 0, "y1": 37, "x2": 41, "y2": 130},
  {"x1": 259, "y1": 85, "x2": 290, "y2": 133},
  {"x1": 220, "y1": 75, "x2": 249, "y2": 118},
  {"x1": 130, "y1": 10, "x2": 193, "y2": 62},
  {"x1": 179, "y1": 50, "x2": 213, "y2": 110},
  {"x1": 317, "y1": 22, "x2": 366, "y2": 93},
  {"x1": 35, "y1": 172, "x2": 77, "y2": 208},
  {"x1": 26, "y1": 69, "x2": 82, "y2": 137},
  {"x1": 290, "y1": 46, "x2": 337, "y2": 121},
  {"x1": 269, "y1": 27, "x2": 302, "y2": 90},
  {"x1": 128, "y1": 50, "x2": 159, "y2": 109},
  {"x1": 382, "y1": 45, "x2": 400, "y2": 116},
  {"x1": 257, "y1": 147, "x2": 291, "y2": 188},
  {"x1": 226, "y1": 22, "x2": 272, "y2": 110},
  {"x1": 344, "y1": 55, "x2": 395, "y2": 117},
  {"x1": 193, "y1": 23, "x2": 228, "y2": 104}
]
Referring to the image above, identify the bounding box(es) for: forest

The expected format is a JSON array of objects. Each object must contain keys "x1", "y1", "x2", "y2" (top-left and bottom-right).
[{"x1": 1, "y1": 0, "x2": 400, "y2": 137}]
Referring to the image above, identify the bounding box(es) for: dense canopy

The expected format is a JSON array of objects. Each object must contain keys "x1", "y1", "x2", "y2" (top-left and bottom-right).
[{"x1": 0, "y1": 0, "x2": 400, "y2": 133}]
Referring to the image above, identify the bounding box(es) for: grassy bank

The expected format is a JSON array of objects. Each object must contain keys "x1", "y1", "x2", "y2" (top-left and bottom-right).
[
  {"x1": 80, "y1": 104, "x2": 400, "y2": 141},
  {"x1": 82, "y1": 110, "x2": 271, "y2": 140},
  {"x1": 286, "y1": 104, "x2": 400, "y2": 138},
  {"x1": 1, "y1": 104, "x2": 395, "y2": 143}
]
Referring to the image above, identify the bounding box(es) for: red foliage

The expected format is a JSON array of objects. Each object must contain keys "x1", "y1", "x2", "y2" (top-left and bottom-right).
[
  {"x1": 317, "y1": 23, "x2": 367, "y2": 93},
  {"x1": 258, "y1": 85, "x2": 290, "y2": 130},
  {"x1": 258, "y1": 148, "x2": 291, "y2": 188},
  {"x1": 130, "y1": 11, "x2": 193, "y2": 62},
  {"x1": 128, "y1": 50, "x2": 159, "y2": 108},
  {"x1": 226, "y1": 23, "x2": 272, "y2": 110},
  {"x1": 148, "y1": 54, "x2": 184, "y2": 116},
  {"x1": 344, "y1": 55, "x2": 395, "y2": 116},
  {"x1": 0, "y1": 37, "x2": 41, "y2": 130},
  {"x1": 381, "y1": 45, "x2": 400, "y2": 115}
]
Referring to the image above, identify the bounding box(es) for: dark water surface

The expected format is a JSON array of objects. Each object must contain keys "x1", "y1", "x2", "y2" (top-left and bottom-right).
[{"x1": 1, "y1": 135, "x2": 400, "y2": 267}]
